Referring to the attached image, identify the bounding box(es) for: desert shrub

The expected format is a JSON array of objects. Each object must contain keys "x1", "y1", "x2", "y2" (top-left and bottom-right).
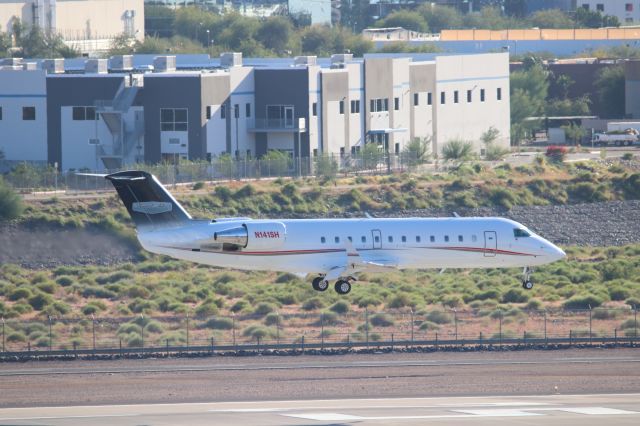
[
  {"x1": 264, "y1": 312, "x2": 280, "y2": 326},
  {"x1": 9, "y1": 288, "x2": 32, "y2": 301},
  {"x1": 0, "y1": 178, "x2": 25, "y2": 220},
  {"x1": 563, "y1": 293, "x2": 604, "y2": 309},
  {"x1": 242, "y1": 324, "x2": 275, "y2": 341},
  {"x1": 419, "y1": 321, "x2": 440, "y2": 331},
  {"x1": 526, "y1": 299, "x2": 544, "y2": 310},
  {"x1": 369, "y1": 313, "x2": 395, "y2": 327},
  {"x1": 609, "y1": 286, "x2": 630, "y2": 301},
  {"x1": 329, "y1": 300, "x2": 350, "y2": 314},
  {"x1": 275, "y1": 293, "x2": 298, "y2": 305},
  {"x1": 253, "y1": 302, "x2": 276, "y2": 317},
  {"x1": 591, "y1": 309, "x2": 621, "y2": 320},
  {"x1": 10, "y1": 303, "x2": 33, "y2": 315},
  {"x1": 231, "y1": 300, "x2": 249, "y2": 313},
  {"x1": 487, "y1": 187, "x2": 517, "y2": 209},
  {"x1": 7, "y1": 331, "x2": 27, "y2": 343},
  {"x1": 625, "y1": 297, "x2": 640, "y2": 308},
  {"x1": 36, "y1": 281, "x2": 57, "y2": 294},
  {"x1": 195, "y1": 300, "x2": 219, "y2": 316},
  {"x1": 82, "y1": 286, "x2": 116, "y2": 299},
  {"x1": 442, "y1": 294, "x2": 463, "y2": 308},
  {"x1": 55, "y1": 276, "x2": 74, "y2": 287},
  {"x1": 473, "y1": 289, "x2": 502, "y2": 301},
  {"x1": 502, "y1": 288, "x2": 529, "y2": 303},
  {"x1": 319, "y1": 311, "x2": 339, "y2": 325},
  {"x1": 545, "y1": 145, "x2": 567, "y2": 162},
  {"x1": 302, "y1": 297, "x2": 325, "y2": 311},
  {"x1": 622, "y1": 153, "x2": 634, "y2": 161},
  {"x1": 426, "y1": 310, "x2": 453, "y2": 324},
  {"x1": 45, "y1": 302, "x2": 70, "y2": 316},
  {"x1": 356, "y1": 295, "x2": 383, "y2": 308},
  {"x1": 192, "y1": 181, "x2": 205, "y2": 190},
  {"x1": 275, "y1": 273, "x2": 298, "y2": 283},
  {"x1": 28, "y1": 293, "x2": 53, "y2": 310},
  {"x1": 387, "y1": 293, "x2": 416, "y2": 309},
  {"x1": 144, "y1": 320, "x2": 164, "y2": 334},
  {"x1": 200, "y1": 317, "x2": 234, "y2": 330}
]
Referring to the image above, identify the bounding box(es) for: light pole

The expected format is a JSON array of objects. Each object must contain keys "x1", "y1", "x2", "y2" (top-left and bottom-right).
[{"x1": 206, "y1": 29, "x2": 210, "y2": 53}]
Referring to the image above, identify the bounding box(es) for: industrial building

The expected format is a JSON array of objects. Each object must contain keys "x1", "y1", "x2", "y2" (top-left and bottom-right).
[
  {"x1": 0, "y1": 52, "x2": 510, "y2": 171},
  {"x1": 0, "y1": 0, "x2": 144, "y2": 54}
]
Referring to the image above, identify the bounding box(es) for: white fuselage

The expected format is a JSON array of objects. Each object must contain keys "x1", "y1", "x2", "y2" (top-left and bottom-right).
[{"x1": 136, "y1": 217, "x2": 565, "y2": 275}]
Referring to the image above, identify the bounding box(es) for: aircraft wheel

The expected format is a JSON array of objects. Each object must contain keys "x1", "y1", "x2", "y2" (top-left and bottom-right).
[
  {"x1": 334, "y1": 279, "x2": 352, "y2": 295},
  {"x1": 522, "y1": 280, "x2": 534, "y2": 290},
  {"x1": 312, "y1": 277, "x2": 329, "y2": 292}
]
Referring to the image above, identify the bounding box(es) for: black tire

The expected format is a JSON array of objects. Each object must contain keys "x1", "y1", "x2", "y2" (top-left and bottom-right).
[
  {"x1": 334, "y1": 280, "x2": 351, "y2": 295},
  {"x1": 312, "y1": 277, "x2": 328, "y2": 292},
  {"x1": 522, "y1": 281, "x2": 534, "y2": 290}
]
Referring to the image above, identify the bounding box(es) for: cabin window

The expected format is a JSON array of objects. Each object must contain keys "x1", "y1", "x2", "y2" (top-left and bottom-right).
[
  {"x1": 514, "y1": 228, "x2": 531, "y2": 238},
  {"x1": 401, "y1": 236, "x2": 407, "y2": 243},
  {"x1": 374, "y1": 235, "x2": 379, "y2": 243},
  {"x1": 388, "y1": 236, "x2": 393, "y2": 243},
  {"x1": 430, "y1": 235, "x2": 435, "y2": 242},
  {"x1": 335, "y1": 236, "x2": 340, "y2": 243},
  {"x1": 416, "y1": 236, "x2": 421, "y2": 243},
  {"x1": 444, "y1": 235, "x2": 450, "y2": 242},
  {"x1": 361, "y1": 236, "x2": 366, "y2": 243},
  {"x1": 348, "y1": 236, "x2": 353, "y2": 242},
  {"x1": 321, "y1": 237, "x2": 326, "y2": 244},
  {"x1": 472, "y1": 235, "x2": 477, "y2": 242},
  {"x1": 458, "y1": 235, "x2": 463, "y2": 242}
]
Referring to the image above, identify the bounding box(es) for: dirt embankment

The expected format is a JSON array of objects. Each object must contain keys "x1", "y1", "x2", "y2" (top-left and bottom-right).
[{"x1": 1, "y1": 200, "x2": 638, "y2": 268}]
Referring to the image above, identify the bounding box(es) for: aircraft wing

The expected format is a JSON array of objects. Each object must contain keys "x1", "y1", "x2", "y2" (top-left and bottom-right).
[{"x1": 323, "y1": 241, "x2": 398, "y2": 280}]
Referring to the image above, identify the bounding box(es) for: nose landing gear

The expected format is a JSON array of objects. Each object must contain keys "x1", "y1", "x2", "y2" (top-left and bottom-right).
[{"x1": 522, "y1": 266, "x2": 534, "y2": 290}]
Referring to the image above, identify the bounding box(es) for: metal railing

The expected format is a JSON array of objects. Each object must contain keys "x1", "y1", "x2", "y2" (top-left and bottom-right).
[{"x1": 1, "y1": 308, "x2": 637, "y2": 360}]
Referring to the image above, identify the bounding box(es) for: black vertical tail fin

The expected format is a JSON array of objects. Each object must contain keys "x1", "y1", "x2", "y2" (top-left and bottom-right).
[{"x1": 105, "y1": 171, "x2": 191, "y2": 228}]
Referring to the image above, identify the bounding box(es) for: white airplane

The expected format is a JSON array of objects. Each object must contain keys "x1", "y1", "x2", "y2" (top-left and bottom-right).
[{"x1": 106, "y1": 171, "x2": 566, "y2": 295}]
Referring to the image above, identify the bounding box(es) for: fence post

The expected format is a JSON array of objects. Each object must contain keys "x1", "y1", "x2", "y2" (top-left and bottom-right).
[
  {"x1": 186, "y1": 314, "x2": 190, "y2": 351},
  {"x1": 454, "y1": 308, "x2": 458, "y2": 341},
  {"x1": 391, "y1": 333, "x2": 394, "y2": 351},
  {"x1": 166, "y1": 339, "x2": 169, "y2": 357},
  {"x1": 211, "y1": 336, "x2": 214, "y2": 354},
  {"x1": 523, "y1": 330, "x2": 527, "y2": 345},
  {"x1": 410, "y1": 309, "x2": 414, "y2": 343},
  {"x1": 614, "y1": 328, "x2": 617, "y2": 347},
  {"x1": 569, "y1": 329, "x2": 572, "y2": 346},
  {"x1": 635, "y1": 306, "x2": 638, "y2": 344},
  {"x1": 91, "y1": 315, "x2": 96, "y2": 352},
  {"x1": 2, "y1": 317, "x2": 5, "y2": 353},
  {"x1": 232, "y1": 313, "x2": 237, "y2": 353},
  {"x1": 73, "y1": 341, "x2": 77, "y2": 359},
  {"x1": 320, "y1": 312, "x2": 324, "y2": 351},
  {"x1": 276, "y1": 312, "x2": 280, "y2": 345},
  {"x1": 589, "y1": 305, "x2": 592, "y2": 346},
  {"x1": 301, "y1": 335, "x2": 305, "y2": 354},
  {"x1": 119, "y1": 339, "x2": 122, "y2": 357},
  {"x1": 435, "y1": 332, "x2": 438, "y2": 349},
  {"x1": 544, "y1": 310, "x2": 547, "y2": 346},
  {"x1": 365, "y1": 308, "x2": 370, "y2": 348},
  {"x1": 140, "y1": 315, "x2": 144, "y2": 351},
  {"x1": 48, "y1": 316, "x2": 53, "y2": 353},
  {"x1": 499, "y1": 309, "x2": 503, "y2": 346}
]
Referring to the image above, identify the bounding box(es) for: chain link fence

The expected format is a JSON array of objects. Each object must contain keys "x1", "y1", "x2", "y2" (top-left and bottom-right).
[
  {"x1": 2, "y1": 308, "x2": 638, "y2": 357},
  {"x1": 2, "y1": 152, "x2": 437, "y2": 193}
]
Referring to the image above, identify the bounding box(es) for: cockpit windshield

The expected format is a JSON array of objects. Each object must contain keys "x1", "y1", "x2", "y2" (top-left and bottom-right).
[{"x1": 514, "y1": 228, "x2": 531, "y2": 238}]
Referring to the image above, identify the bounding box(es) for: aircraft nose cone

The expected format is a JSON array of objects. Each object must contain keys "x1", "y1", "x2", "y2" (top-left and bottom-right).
[{"x1": 551, "y1": 245, "x2": 566, "y2": 261}]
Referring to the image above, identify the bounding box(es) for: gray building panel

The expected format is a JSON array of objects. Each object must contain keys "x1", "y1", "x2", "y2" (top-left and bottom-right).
[
  {"x1": 141, "y1": 75, "x2": 203, "y2": 163},
  {"x1": 200, "y1": 73, "x2": 231, "y2": 155},
  {"x1": 46, "y1": 75, "x2": 125, "y2": 168}
]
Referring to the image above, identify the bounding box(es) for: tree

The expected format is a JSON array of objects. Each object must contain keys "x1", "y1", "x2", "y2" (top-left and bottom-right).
[
  {"x1": 504, "y1": 0, "x2": 527, "y2": 18},
  {"x1": 360, "y1": 143, "x2": 383, "y2": 170},
  {"x1": 528, "y1": 9, "x2": 573, "y2": 29},
  {"x1": 402, "y1": 137, "x2": 431, "y2": 168},
  {"x1": 555, "y1": 74, "x2": 574, "y2": 99},
  {"x1": 0, "y1": 177, "x2": 25, "y2": 221},
  {"x1": 107, "y1": 33, "x2": 136, "y2": 56},
  {"x1": 314, "y1": 154, "x2": 338, "y2": 179},
  {"x1": 510, "y1": 64, "x2": 549, "y2": 144},
  {"x1": 145, "y1": 5, "x2": 176, "y2": 38},
  {"x1": 256, "y1": 16, "x2": 292, "y2": 52},
  {"x1": 377, "y1": 10, "x2": 428, "y2": 33},
  {"x1": 301, "y1": 25, "x2": 333, "y2": 55},
  {"x1": 419, "y1": 5, "x2": 463, "y2": 33},
  {"x1": 377, "y1": 41, "x2": 439, "y2": 53},
  {"x1": 562, "y1": 123, "x2": 587, "y2": 145},
  {"x1": 575, "y1": 8, "x2": 620, "y2": 28},
  {"x1": 442, "y1": 139, "x2": 473, "y2": 163},
  {"x1": 594, "y1": 65, "x2": 625, "y2": 119},
  {"x1": 546, "y1": 96, "x2": 591, "y2": 116},
  {"x1": 480, "y1": 126, "x2": 500, "y2": 145},
  {"x1": 481, "y1": 127, "x2": 509, "y2": 160},
  {"x1": 0, "y1": 31, "x2": 11, "y2": 56}
]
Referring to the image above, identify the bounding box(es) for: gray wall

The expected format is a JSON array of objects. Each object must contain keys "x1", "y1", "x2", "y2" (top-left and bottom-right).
[{"x1": 46, "y1": 75, "x2": 124, "y2": 168}]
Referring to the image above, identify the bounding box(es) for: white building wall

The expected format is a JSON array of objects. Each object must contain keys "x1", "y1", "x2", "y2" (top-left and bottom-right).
[
  {"x1": 347, "y1": 63, "x2": 364, "y2": 149},
  {"x1": 0, "y1": 69, "x2": 47, "y2": 163},
  {"x1": 580, "y1": 1, "x2": 640, "y2": 24},
  {"x1": 229, "y1": 66, "x2": 255, "y2": 157},
  {"x1": 434, "y1": 53, "x2": 510, "y2": 154},
  {"x1": 325, "y1": 100, "x2": 345, "y2": 154},
  {"x1": 60, "y1": 106, "x2": 107, "y2": 170},
  {"x1": 205, "y1": 104, "x2": 227, "y2": 156},
  {"x1": 391, "y1": 58, "x2": 411, "y2": 152},
  {"x1": 308, "y1": 66, "x2": 321, "y2": 155},
  {"x1": 412, "y1": 91, "x2": 434, "y2": 141}
]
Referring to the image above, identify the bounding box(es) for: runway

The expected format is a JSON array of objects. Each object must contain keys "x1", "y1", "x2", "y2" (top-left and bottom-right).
[{"x1": 0, "y1": 394, "x2": 639, "y2": 425}]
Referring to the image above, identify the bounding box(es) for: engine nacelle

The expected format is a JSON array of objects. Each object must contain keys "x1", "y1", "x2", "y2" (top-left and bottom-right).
[{"x1": 214, "y1": 222, "x2": 286, "y2": 250}]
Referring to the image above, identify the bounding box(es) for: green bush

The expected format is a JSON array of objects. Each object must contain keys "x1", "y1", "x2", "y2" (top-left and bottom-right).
[
  {"x1": 55, "y1": 276, "x2": 74, "y2": 286},
  {"x1": 264, "y1": 312, "x2": 280, "y2": 326},
  {"x1": 302, "y1": 297, "x2": 325, "y2": 311},
  {"x1": 329, "y1": 301, "x2": 350, "y2": 314},
  {"x1": 419, "y1": 321, "x2": 440, "y2": 331},
  {"x1": 242, "y1": 324, "x2": 275, "y2": 341},
  {"x1": 426, "y1": 310, "x2": 453, "y2": 324},
  {"x1": 502, "y1": 288, "x2": 529, "y2": 303},
  {"x1": 563, "y1": 294, "x2": 604, "y2": 309},
  {"x1": 195, "y1": 301, "x2": 219, "y2": 316},
  {"x1": 369, "y1": 313, "x2": 395, "y2": 327},
  {"x1": 9, "y1": 288, "x2": 32, "y2": 301},
  {"x1": 7, "y1": 331, "x2": 27, "y2": 343},
  {"x1": 231, "y1": 300, "x2": 249, "y2": 313},
  {"x1": 36, "y1": 281, "x2": 57, "y2": 294},
  {"x1": 28, "y1": 293, "x2": 53, "y2": 310},
  {"x1": 0, "y1": 178, "x2": 25, "y2": 221},
  {"x1": 253, "y1": 302, "x2": 276, "y2": 317},
  {"x1": 200, "y1": 317, "x2": 234, "y2": 330},
  {"x1": 82, "y1": 286, "x2": 116, "y2": 299},
  {"x1": 144, "y1": 320, "x2": 164, "y2": 334}
]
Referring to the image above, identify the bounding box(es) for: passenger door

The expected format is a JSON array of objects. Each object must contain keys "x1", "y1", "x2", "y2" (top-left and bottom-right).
[{"x1": 484, "y1": 231, "x2": 497, "y2": 257}]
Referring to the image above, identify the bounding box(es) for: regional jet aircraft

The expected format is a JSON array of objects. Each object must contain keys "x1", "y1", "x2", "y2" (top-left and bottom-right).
[{"x1": 105, "y1": 171, "x2": 566, "y2": 295}]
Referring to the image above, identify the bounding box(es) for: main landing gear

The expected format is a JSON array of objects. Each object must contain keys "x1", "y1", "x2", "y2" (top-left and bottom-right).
[
  {"x1": 311, "y1": 276, "x2": 355, "y2": 295},
  {"x1": 522, "y1": 266, "x2": 534, "y2": 290}
]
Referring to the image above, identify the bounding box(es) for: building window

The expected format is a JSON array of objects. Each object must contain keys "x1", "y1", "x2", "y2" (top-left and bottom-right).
[
  {"x1": 414, "y1": 93, "x2": 419, "y2": 106},
  {"x1": 454, "y1": 90, "x2": 459, "y2": 103},
  {"x1": 220, "y1": 105, "x2": 226, "y2": 119},
  {"x1": 597, "y1": 4, "x2": 605, "y2": 12},
  {"x1": 246, "y1": 103, "x2": 251, "y2": 118},
  {"x1": 383, "y1": 98, "x2": 389, "y2": 111},
  {"x1": 582, "y1": 4, "x2": 589, "y2": 10},
  {"x1": 480, "y1": 89, "x2": 485, "y2": 102},
  {"x1": 370, "y1": 99, "x2": 375, "y2": 112},
  {"x1": 88, "y1": 138, "x2": 100, "y2": 145},
  {"x1": 370, "y1": 98, "x2": 389, "y2": 112},
  {"x1": 427, "y1": 92, "x2": 432, "y2": 105},
  {"x1": 440, "y1": 91, "x2": 445, "y2": 104},
  {"x1": 22, "y1": 106, "x2": 36, "y2": 120},
  {"x1": 395, "y1": 143, "x2": 400, "y2": 154},
  {"x1": 394, "y1": 97, "x2": 399, "y2": 110},
  {"x1": 0, "y1": 107, "x2": 2, "y2": 120},
  {"x1": 467, "y1": 90, "x2": 472, "y2": 103},
  {"x1": 234, "y1": 104, "x2": 239, "y2": 118},
  {"x1": 321, "y1": 237, "x2": 326, "y2": 244},
  {"x1": 339, "y1": 100, "x2": 345, "y2": 114},
  {"x1": 206, "y1": 106, "x2": 212, "y2": 119},
  {"x1": 72, "y1": 106, "x2": 96, "y2": 121},
  {"x1": 160, "y1": 108, "x2": 188, "y2": 131},
  {"x1": 430, "y1": 235, "x2": 435, "y2": 242},
  {"x1": 497, "y1": 88, "x2": 502, "y2": 101},
  {"x1": 625, "y1": 3, "x2": 632, "y2": 12},
  {"x1": 350, "y1": 99, "x2": 360, "y2": 113}
]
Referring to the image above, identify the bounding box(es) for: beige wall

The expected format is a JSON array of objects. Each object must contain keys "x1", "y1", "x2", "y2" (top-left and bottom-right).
[{"x1": 0, "y1": 0, "x2": 144, "y2": 41}]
